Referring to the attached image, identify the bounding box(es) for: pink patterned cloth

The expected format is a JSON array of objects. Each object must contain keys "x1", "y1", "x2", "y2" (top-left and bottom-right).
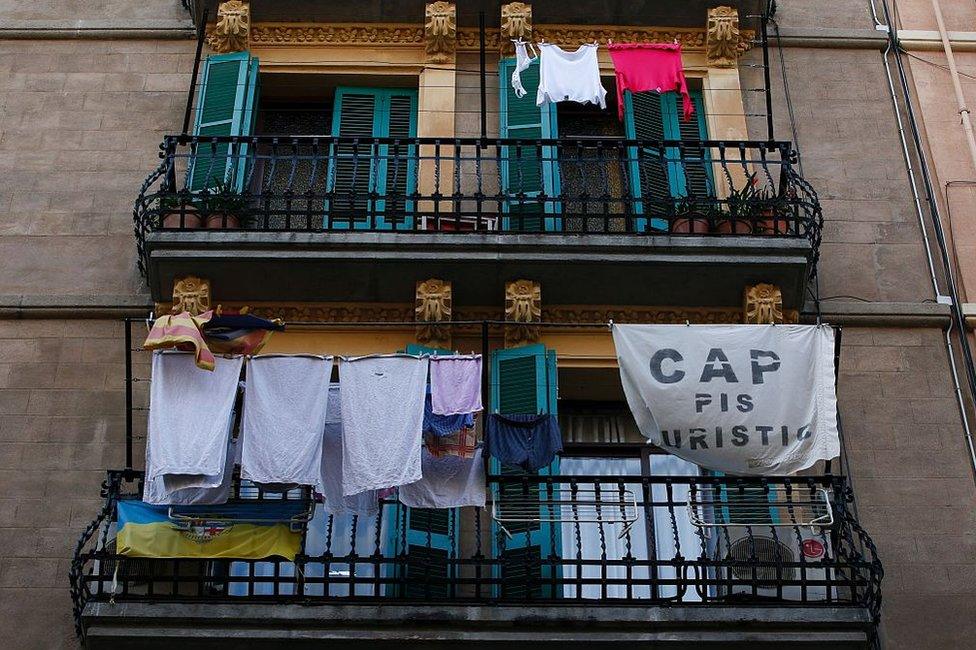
[{"x1": 608, "y1": 42, "x2": 693, "y2": 122}]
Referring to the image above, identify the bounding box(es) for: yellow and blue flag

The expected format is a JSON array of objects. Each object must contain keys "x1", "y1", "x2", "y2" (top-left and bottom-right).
[{"x1": 116, "y1": 500, "x2": 303, "y2": 561}]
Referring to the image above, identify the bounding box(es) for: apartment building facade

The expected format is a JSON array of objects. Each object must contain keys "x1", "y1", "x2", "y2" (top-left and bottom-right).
[{"x1": 0, "y1": 0, "x2": 972, "y2": 648}]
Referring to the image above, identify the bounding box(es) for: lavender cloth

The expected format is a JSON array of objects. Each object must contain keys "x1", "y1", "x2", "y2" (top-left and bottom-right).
[
  {"x1": 430, "y1": 355, "x2": 483, "y2": 415},
  {"x1": 339, "y1": 355, "x2": 429, "y2": 496}
]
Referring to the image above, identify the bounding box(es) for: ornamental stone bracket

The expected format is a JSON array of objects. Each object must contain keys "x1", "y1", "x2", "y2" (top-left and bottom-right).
[
  {"x1": 206, "y1": 0, "x2": 250, "y2": 54},
  {"x1": 743, "y1": 283, "x2": 785, "y2": 324},
  {"x1": 425, "y1": 2, "x2": 457, "y2": 63},
  {"x1": 505, "y1": 279, "x2": 542, "y2": 347},
  {"x1": 706, "y1": 5, "x2": 741, "y2": 68},
  {"x1": 171, "y1": 276, "x2": 211, "y2": 316},
  {"x1": 416, "y1": 278, "x2": 453, "y2": 348},
  {"x1": 500, "y1": 2, "x2": 532, "y2": 55}
]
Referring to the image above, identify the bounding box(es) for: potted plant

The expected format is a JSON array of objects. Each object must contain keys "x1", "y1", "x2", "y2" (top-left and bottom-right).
[
  {"x1": 201, "y1": 179, "x2": 247, "y2": 230},
  {"x1": 714, "y1": 172, "x2": 758, "y2": 234},
  {"x1": 670, "y1": 197, "x2": 710, "y2": 234},
  {"x1": 159, "y1": 193, "x2": 203, "y2": 229},
  {"x1": 753, "y1": 190, "x2": 793, "y2": 235}
]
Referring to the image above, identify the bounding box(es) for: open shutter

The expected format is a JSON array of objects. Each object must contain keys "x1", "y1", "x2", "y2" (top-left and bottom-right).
[
  {"x1": 624, "y1": 91, "x2": 669, "y2": 231},
  {"x1": 498, "y1": 59, "x2": 560, "y2": 232},
  {"x1": 384, "y1": 343, "x2": 459, "y2": 598},
  {"x1": 328, "y1": 88, "x2": 417, "y2": 231},
  {"x1": 188, "y1": 52, "x2": 259, "y2": 192},
  {"x1": 625, "y1": 89, "x2": 712, "y2": 231},
  {"x1": 669, "y1": 91, "x2": 713, "y2": 199},
  {"x1": 490, "y1": 344, "x2": 561, "y2": 599}
]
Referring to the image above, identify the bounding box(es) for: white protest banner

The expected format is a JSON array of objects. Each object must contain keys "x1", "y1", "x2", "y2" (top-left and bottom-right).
[{"x1": 612, "y1": 324, "x2": 839, "y2": 475}]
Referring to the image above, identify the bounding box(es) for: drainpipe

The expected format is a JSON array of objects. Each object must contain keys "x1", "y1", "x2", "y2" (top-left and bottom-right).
[{"x1": 931, "y1": 0, "x2": 976, "y2": 177}]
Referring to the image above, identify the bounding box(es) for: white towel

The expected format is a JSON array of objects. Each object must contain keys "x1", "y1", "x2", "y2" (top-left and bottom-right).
[
  {"x1": 146, "y1": 352, "x2": 242, "y2": 485},
  {"x1": 339, "y1": 355, "x2": 429, "y2": 496},
  {"x1": 318, "y1": 384, "x2": 379, "y2": 516},
  {"x1": 144, "y1": 433, "x2": 238, "y2": 506},
  {"x1": 399, "y1": 447, "x2": 487, "y2": 509},
  {"x1": 241, "y1": 356, "x2": 333, "y2": 486},
  {"x1": 430, "y1": 355, "x2": 483, "y2": 415}
]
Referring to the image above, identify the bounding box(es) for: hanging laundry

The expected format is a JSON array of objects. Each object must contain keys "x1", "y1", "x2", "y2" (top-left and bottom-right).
[
  {"x1": 318, "y1": 384, "x2": 380, "y2": 516},
  {"x1": 143, "y1": 310, "x2": 215, "y2": 371},
  {"x1": 608, "y1": 42, "x2": 694, "y2": 121},
  {"x1": 241, "y1": 356, "x2": 333, "y2": 487},
  {"x1": 511, "y1": 40, "x2": 538, "y2": 98},
  {"x1": 429, "y1": 355, "x2": 483, "y2": 415},
  {"x1": 144, "y1": 431, "x2": 237, "y2": 506},
  {"x1": 204, "y1": 310, "x2": 284, "y2": 356},
  {"x1": 424, "y1": 388, "x2": 476, "y2": 437},
  {"x1": 116, "y1": 500, "x2": 303, "y2": 560},
  {"x1": 145, "y1": 352, "x2": 242, "y2": 498},
  {"x1": 485, "y1": 413, "x2": 563, "y2": 471},
  {"x1": 536, "y1": 43, "x2": 607, "y2": 108},
  {"x1": 398, "y1": 447, "x2": 487, "y2": 509},
  {"x1": 426, "y1": 427, "x2": 479, "y2": 459},
  {"x1": 339, "y1": 355, "x2": 429, "y2": 496}
]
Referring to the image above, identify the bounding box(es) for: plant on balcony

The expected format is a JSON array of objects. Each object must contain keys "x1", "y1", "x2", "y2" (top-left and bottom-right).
[
  {"x1": 752, "y1": 190, "x2": 793, "y2": 235},
  {"x1": 670, "y1": 197, "x2": 711, "y2": 234},
  {"x1": 158, "y1": 193, "x2": 204, "y2": 229},
  {"x1": 714, "y1": 172, "x2": 760, "y2": 234},
  {"x1": 200, "y1": 179, "x2": 248, "y2": 230}
]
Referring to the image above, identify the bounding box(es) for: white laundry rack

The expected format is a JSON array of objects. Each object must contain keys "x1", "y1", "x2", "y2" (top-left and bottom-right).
[
  {"x1": 686, "y1": 485, "x2": 834, "y2": 529},
  {"x1": 491, "y1": 486, "x2": 640, "y2": 539}
]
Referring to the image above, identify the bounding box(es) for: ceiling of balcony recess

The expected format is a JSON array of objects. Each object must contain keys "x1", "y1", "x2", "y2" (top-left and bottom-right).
[{"x1": 198, "y1": 0, "x2": 765, "y2": 28}]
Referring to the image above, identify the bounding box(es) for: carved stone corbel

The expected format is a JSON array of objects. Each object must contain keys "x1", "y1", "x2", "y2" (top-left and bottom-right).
[
  {"x1": 500, "y1": 2, "x2": 532, "y2": 55},
  {"x1": 706, "y1": 6, "x2": 740, "y2": 68},
  {"x1": 172, "y1": 276, "x2": 212, "y2": 316},
  {"x1": 743, "y1": 283, "x2": 784, "y2": 324},
  {"x1": 416, "y1": 279, "x2": 453, "y2": 348},
  {"x1": 505, "y1": 279, "x2": 542, "y2": 347},
  {"x1": 425, "y1": 2, "x2": 457, "y2": 64},
  {"x1": 206, "y1": 0, "x2": 250, "y2": 54}
]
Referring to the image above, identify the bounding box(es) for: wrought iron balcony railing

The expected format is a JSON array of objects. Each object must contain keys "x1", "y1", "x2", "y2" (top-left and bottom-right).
[
  {"x1": 133, "y1": 135, "x2": 823, "y2": 278},
  {"x1": 72, "y1": 469, "x2": 881, "y2": 639}
]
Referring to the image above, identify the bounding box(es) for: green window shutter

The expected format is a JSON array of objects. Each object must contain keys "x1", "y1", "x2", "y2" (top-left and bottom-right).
[
  {"x1": 489, "y1": 344, "x2": 561, "y2": 599},
  {"x1": 669, "y1": 91, "x2": 712, "y2": 198},
  {"x1": 188, "y1": 52, "x2": 259, "y2": 191},
  {"x1": 498, "y1": 59, "x2": 560, "y2": 232},
  {"x1": 328, "y1": 87, "x2": 417, "y2": 230},
  {"x1": 624, "y1": 89, "x2": 712, "y2": 230}
]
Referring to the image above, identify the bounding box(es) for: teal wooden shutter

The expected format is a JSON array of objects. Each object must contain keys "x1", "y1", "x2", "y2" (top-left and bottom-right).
[
  {"x1": 498, "y1": 59, "x2": 561, "y2": 232},
  {"x1": 188, "y1": 52, "x2": 259, "y2": 191},
  {"x1": 490, "y1": 344, "x2": 561, "y2": 599},
  {"x1": 384, "y1": 343, "x2": 459, "y2": 598},
  {"x1": 327, "y1": 87, "x2": 418, "y2": 231},
  {"x1": 624, "y1": 89, "x2": 711, "y2": 231}
]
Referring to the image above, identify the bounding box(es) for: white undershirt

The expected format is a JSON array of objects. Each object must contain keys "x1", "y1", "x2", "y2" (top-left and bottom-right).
[{"x1": 536, "y1": 43, "x2": 607, "y2": 109}]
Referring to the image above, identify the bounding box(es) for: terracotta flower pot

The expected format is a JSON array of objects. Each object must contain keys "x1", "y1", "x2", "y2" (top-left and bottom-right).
[
  {"x1": 713, "y1": 218, "x2": 754, "y2": 234},
  {"x1": 671, "y1": 217, "x2": 710, "y2": 234},
  {"x1": 204, "y1": 213, "x2": 241, "y2": 229},
  {"x1": 756, "y1": 211, "x2": 791, "y2": 235},
  {"x1": 161, "y1": 208, "x2": 202, "y2": 229}
]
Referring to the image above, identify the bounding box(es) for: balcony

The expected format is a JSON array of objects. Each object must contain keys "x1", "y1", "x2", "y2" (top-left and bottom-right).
[
  {"x1": 134, "y1": 135, "x2": 822, "y2": 310},
  {"x1": 74, "y1": 469, "x2": 880, "y2": 648}
]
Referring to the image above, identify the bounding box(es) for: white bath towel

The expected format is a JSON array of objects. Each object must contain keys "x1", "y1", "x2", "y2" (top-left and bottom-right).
[
  {"x1": 429, "y1": 355, "x2": 483, "y2": 416},
  {"x1": 146, "y1": 352, "x2": 242, "y2": 486},
  {"x1": 241, "y1": 355, "x2": 333, "y2": 486},
  {"x1": 398, "y1": 447, "x2": 487, "y2": 509},
  {"x1": 339, "y1": 355, "x2": 429, "y2": 496},
  {"x1": 318, "y1": 384, "x2": 379, "y2": 516},
  {"x1": 144, "y1": 432, "x2": 238, "y2": 506}
]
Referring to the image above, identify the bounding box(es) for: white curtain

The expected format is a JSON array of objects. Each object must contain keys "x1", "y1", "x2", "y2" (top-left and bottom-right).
[
  {"x1": 559, "y1": 457, "x2": 649, "y2": 599},
  {"x1": 648, "y1": 454, "x2": 706, "y2": 602}
]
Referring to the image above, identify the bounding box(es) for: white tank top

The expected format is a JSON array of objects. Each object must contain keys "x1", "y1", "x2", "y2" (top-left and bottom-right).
[{"x1": 536, "y1": 43, "x2": 607, "y2": 109}]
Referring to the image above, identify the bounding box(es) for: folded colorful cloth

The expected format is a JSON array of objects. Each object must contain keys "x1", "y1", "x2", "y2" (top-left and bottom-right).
[{"x1": 143, "y1": 310, "x2": 215, "y2": 371}]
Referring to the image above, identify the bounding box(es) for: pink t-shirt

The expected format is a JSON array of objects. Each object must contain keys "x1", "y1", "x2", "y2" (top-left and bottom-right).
[{"x1": 608, "y1": 43, "x2": 694, "y2": 122}]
